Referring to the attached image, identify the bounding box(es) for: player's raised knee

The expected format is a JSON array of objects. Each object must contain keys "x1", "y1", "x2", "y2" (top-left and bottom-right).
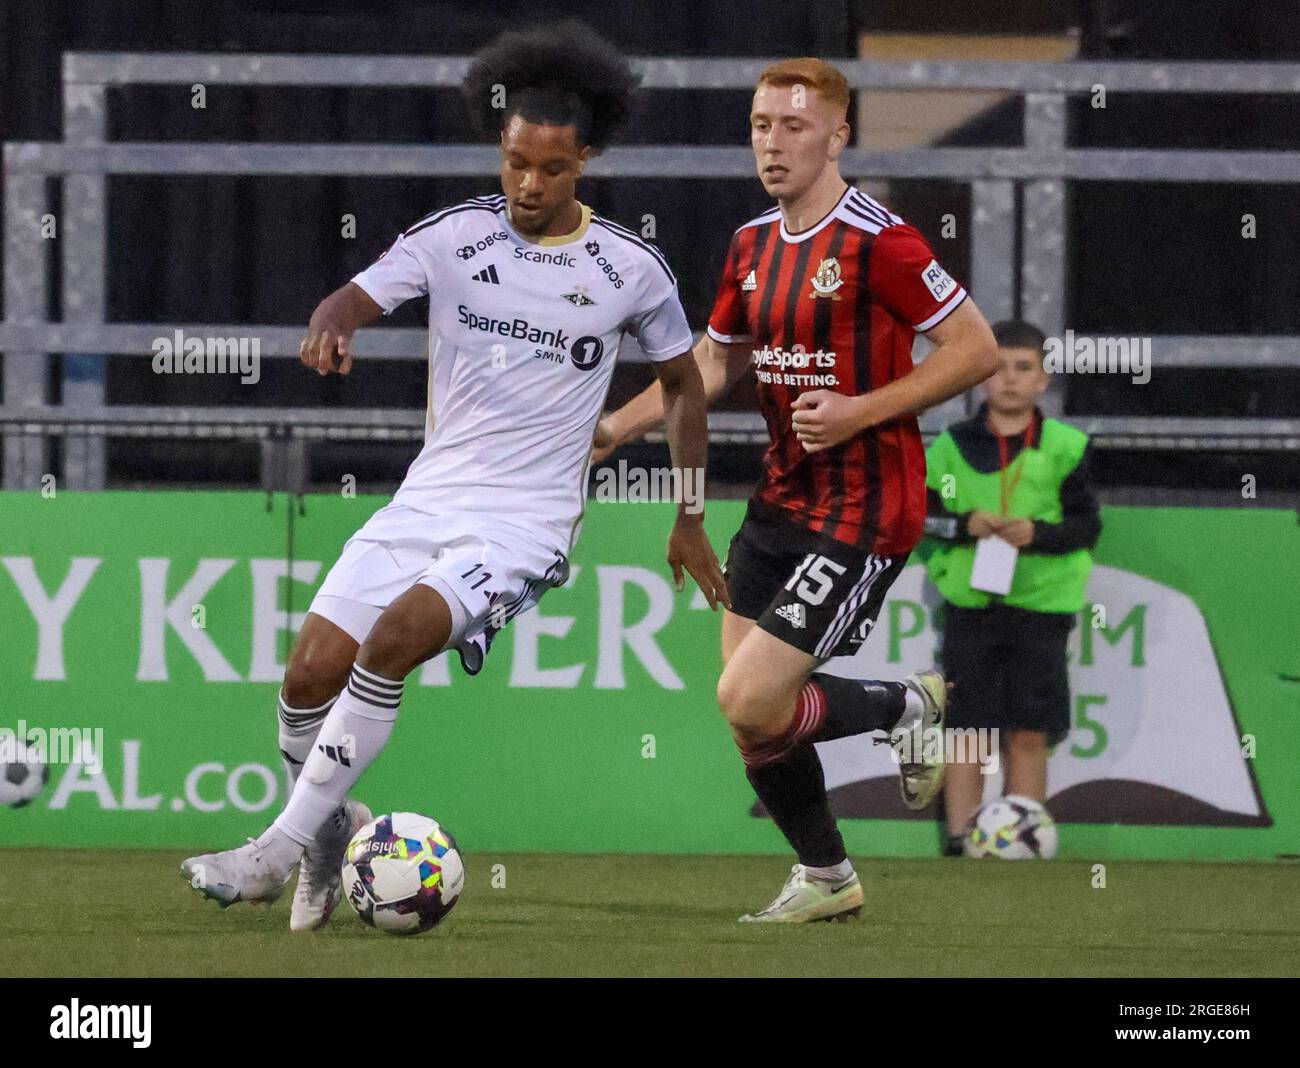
[
  {"x1": 716, "y1": 668, "x2": 772, "y2": 735},
  {"x1": 282, "y1": 649, "x2": 346, "y2": 709},
  {"x1": 715, "y1": 668, "x2": 746, "y2": 724},
  {"x1": 357, "y1": 613, "x2": 422, "y2": 680},
  {"x1": 357, "y1": 593, "x2": 451, "y2": 679}
]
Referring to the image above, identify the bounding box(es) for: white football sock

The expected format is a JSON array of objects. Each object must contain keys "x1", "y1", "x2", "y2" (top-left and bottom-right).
[
  {"x1": 253, "y1": 823, "x2": 308, "y2": 873},
  {"x1": 251, "y1": 802, "x2": 352, "y2": 875},
  {"x1": 277, "y1": 690, "x2": 336, "y2": 786},
  {"x1": 271, "y1": 665, "x2": 402, "y2": 847},
  {"x1": 803, "y1": 859, "x2": 855, "y2": 884},
  {"x1": 900, "y1": 685, "x2": 924, "y2": 725}
]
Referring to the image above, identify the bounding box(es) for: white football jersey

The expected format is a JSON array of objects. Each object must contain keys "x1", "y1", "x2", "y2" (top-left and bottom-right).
[{"x1": 351, "y1": 193, "x2": 693, "y2": 554}]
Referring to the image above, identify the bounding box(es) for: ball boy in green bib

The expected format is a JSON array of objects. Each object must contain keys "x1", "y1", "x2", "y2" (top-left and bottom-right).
[{"x1": 923, "y1": 321, "x2": 1102, "y2": 856}]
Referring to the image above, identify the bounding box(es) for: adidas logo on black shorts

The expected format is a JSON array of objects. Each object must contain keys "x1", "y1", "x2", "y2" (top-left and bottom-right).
[{"x1": 774, "y1": 602, "x2": 806, "y2": 629}]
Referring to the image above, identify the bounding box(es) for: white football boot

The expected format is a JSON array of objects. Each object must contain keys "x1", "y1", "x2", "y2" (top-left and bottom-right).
[
  {"x1": 739, "y1": 864, "x2": 864, "y2": 924},
  {"x1": 887, "y1": 669, "x2": 948, "y2": 811},
  {"x1": 290, "y1": 800, "x2": 373, "y2": 932},
  {"x1": 180, "y1": 839, "x2": 294, "y2": 908}
]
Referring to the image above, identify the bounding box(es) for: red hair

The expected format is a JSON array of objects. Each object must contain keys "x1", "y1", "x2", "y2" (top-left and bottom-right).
[{"x1": 757, "y1": 58, "x2": 850, "y2": 115}]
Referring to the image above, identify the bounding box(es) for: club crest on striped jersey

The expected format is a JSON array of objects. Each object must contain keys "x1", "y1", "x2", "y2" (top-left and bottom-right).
[{"x1": 810, "y1": 257, "x2": 844, "y2": 299}]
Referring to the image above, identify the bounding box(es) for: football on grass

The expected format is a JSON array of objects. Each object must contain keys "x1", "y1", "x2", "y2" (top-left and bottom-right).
[
  {"x1": 342, "y1": 812, "x2": 464, "y2": 934},
  {"x1": 965, "y1": 795, "x2": 1058, "y2": 859}
]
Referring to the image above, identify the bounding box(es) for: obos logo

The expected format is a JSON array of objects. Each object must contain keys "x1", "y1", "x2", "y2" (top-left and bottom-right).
[
  {"x1": 583, "y1": 239, "x2": 625, "y2": 289},
  {"x1": 571, "y1": 335, "x2": 604, "y2": 371},
  {"x1": 457, "y1": 231, "x2": 509, "y2": 260}
]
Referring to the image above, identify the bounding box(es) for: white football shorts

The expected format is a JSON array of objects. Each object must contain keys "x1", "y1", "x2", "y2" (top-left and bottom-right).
[{"x1": 308, "y1": 502, "x2": 570, "y2": 675}]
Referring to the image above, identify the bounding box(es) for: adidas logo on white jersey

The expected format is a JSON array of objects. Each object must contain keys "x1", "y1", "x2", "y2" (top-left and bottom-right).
[
  {"x1": 774, "y1": 603, "x2": 806, "y2": 629},
  {"x1": 742, "y1": 270, "x2": 757, "y2": 292},
  {"x1": 472, "y1": 264, "x2": 500, "y2": 284}
]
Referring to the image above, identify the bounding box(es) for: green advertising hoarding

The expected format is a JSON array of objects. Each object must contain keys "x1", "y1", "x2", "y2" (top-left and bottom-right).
[{"x1": 0, "y1": 490, "x2": 1296, "y2": 860}]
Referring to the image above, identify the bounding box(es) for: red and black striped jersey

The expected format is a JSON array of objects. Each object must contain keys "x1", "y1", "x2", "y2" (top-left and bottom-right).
[{"x1": 707, "y1": 186, "x2": 968, "y2": 555}]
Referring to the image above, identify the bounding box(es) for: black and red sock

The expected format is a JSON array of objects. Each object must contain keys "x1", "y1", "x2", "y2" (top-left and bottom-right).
[
  {"x1": 805, "y1": 673, "x2": 906, "y2": 742},
  {"x1": 745, "y1": 743, "x2": 846, "y2": 868},
  {"x1": 741, "y1": 675, "x2": 905, "y2": 770},
  {"x1": 739, "y1": 676, "x2": 906, "y2": 868}
]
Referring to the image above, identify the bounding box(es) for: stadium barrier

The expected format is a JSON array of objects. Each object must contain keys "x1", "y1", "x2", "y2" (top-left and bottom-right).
[{"x1": 3, "y1": 55, "x2": 1300, "y2": 489}]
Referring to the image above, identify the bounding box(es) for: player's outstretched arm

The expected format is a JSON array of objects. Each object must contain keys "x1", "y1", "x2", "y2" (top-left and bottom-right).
[
  {"x1": 592, "y1": 334, "x2": 751, "y2": 462},
  {"x1": 299, "y1": 281, "x2": 384, "y2": 376},
  {"x1": 654, "y1": 350, "x2": 731, "y2": 611},
  {"x1": 792, "y1": 299, "x2": 999, "y2": 453}
]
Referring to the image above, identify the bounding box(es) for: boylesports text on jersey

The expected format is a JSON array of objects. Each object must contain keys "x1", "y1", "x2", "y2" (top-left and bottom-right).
[{"x1": 751, "y1": 344, "x2": 840, "y2": 387}]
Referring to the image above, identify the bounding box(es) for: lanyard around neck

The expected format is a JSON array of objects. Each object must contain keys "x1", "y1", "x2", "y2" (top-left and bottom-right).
[{"x1": 994, "y1": 413, "x2": 1037, "y2": 517}]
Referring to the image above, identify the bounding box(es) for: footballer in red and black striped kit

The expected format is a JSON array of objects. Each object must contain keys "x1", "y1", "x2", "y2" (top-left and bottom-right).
[
  {"x1": 597, "y1": 57, "x2": 998, "y2": 923},
  {"x1": 707, "y1": 187, "x2": 966, "y2": 555}
]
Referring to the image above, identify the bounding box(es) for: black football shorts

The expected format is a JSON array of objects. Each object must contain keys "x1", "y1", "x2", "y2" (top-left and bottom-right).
[
  {"x1": 939, "y1": 603, "x2": 1074, "y2": 745},
  {"x1": 724, "y1": 502, "x2": 909, "y2": 660}
]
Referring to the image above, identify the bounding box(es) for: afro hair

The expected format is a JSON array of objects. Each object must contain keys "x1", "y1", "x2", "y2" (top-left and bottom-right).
[{"x1": 461, "y1": 21, "x2": 639, "y2": 153}]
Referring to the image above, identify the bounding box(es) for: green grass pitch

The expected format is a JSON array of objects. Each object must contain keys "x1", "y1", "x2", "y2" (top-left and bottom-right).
[{"x1": 3, "y1": 851, "x2": 1297, "y2": 977}]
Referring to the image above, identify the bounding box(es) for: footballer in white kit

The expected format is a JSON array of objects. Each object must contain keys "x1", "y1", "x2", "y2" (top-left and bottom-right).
[
  {"x1": 181, "y1": 22, "x2": 729, "y2": 928},
  {"x1": 313, "y1": 191, "x2": 692, "y2": 674}
]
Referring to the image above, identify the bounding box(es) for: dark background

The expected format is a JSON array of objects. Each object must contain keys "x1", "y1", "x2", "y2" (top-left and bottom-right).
[{"x1": 2, "y1": 0, "x2": 1297, "y2": 490}]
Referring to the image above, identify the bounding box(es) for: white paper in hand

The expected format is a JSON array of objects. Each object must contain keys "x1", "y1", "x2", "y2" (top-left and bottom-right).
[{"x1": 970, "y1": 536, "x2": 1018, "y2": 595}]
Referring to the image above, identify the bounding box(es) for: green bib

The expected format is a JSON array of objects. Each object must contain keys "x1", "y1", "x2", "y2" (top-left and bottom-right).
[{"x1": 925, "y1": 418, "x2": 1092, "y2": 613}]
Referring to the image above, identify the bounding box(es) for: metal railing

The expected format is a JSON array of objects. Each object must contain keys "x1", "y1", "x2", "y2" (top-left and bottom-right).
[{"x1": 3, "y1": 53, "x2": 1300, "y2": 489}]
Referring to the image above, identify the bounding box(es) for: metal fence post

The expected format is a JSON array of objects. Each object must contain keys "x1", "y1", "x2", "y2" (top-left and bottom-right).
[
  {"x1": 1021, "y1": 92, "x2": 1068, "y2": 416},
  {"x1": 2, "y1": 165, "x2": 49, "y2": 489},
  {"x1": 61, "y1": 67, "x2": 110, "y2": 489}
]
